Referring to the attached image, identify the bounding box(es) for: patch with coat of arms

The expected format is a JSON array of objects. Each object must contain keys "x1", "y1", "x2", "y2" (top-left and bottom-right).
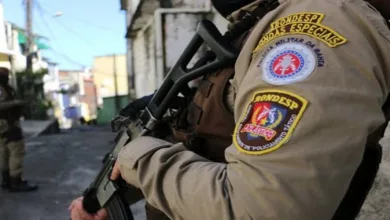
[
  {"x1": 261, "y1": 42, "x2": 316, "y2": 85},
  {"x1": 233, "y1": 90, "x2": 308, "y2": 155}
]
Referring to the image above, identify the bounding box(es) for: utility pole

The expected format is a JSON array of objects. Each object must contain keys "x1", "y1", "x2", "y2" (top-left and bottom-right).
[
  {"x1": 8, "y1": 56, "x2": 17, "y2": 90},
  {"x1": 113, "y1": 53, "x2": 120, "y2": 113},
  {"x1": 25, "y1": 0, "x2": 34, "y2": 118},
  {"x1": 8, "y1": 25, "x2": 18, "y2": 91},
  {"x1": 25, "y1": 0, "x2": 33, "y2": 71}
]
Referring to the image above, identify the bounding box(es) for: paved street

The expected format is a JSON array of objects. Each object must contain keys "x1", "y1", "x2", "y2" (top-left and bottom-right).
[
  {"x1": 0, "y1": 126, "x2": 146, "y2": 220},
  {"x1": 0, "y1": 125, "x2": 389, "y2": 220}
]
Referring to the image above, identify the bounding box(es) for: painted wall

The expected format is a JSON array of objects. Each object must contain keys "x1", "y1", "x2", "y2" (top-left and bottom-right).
[
  {"x1": 132, "y1": 21, "x2": 158, "y2": 98},
  {"x1": 92, "y1": 54, "x2": 128, "y2": 98},
  {"x1": 125, "y1": 0, "x2": 229, "y2": 98}
]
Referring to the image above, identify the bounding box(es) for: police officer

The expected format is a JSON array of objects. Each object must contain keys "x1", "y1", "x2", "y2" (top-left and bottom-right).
[
  {"x1": 0, "y1": 67, "x2": 38, "y2": 192},
  {"x1": 70, "y1": 0, "x2": 390, "y2": 219}
]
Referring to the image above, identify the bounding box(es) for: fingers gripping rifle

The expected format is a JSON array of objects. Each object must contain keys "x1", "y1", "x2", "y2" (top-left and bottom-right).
[{"x1": 80, "y1": 20, "x2": 238, "y2": 220}]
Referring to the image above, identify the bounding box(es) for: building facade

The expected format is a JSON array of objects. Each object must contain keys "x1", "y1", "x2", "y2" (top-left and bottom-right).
[
  {"x1": 91, "y1": 54, "x2": 128, "y2": 99},
  {"x1": 0, "y1": 3, "x2": 51, "y2": 90},
  {"x1": 57, "y1": 68, "x2": 98, "y2": 127},
  {"x1": 120, "y1": 0, "x2": 228, "y2": 98},
  {"x1": 91, "y1": 54, "x2": 129, "y2": 124}
]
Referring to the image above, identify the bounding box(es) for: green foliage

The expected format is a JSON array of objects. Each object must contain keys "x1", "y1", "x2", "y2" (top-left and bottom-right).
[{"x1": 14, "y1": 68, "x2": 51, "y2": 120}]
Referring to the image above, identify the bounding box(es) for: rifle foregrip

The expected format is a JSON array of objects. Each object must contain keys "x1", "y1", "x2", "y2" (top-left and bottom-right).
[{"x1": 82, "y1": 188, "x2": 102, "y2": 214}]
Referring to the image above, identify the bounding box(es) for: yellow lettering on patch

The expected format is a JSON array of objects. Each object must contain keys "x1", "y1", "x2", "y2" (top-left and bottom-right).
[
  {"x1": 233, "y1": 89, "x2": 309, "y2": 155},
  {"x1": 253, "y1": 12, "x2": 347, "y2": 54},
  {"x1": 254, "y1": 94, "x2": 299, "y2": 110}
]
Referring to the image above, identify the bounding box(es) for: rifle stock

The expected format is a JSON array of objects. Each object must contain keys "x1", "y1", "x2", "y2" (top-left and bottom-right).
[{"x1": 80, "y1": 19, "x2": 238, "y2": 220}]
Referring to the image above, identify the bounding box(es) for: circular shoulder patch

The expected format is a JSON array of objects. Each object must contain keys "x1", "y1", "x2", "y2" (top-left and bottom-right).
[{"x1": 261, "y1": 42, "x2": 316, "y2": 85}]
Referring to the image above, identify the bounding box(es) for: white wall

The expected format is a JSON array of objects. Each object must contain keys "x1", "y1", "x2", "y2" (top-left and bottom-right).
[
  {"x1": 163, "y1": 12, "x2": 209, "y2": 72},
  {"x1": 0, "y1": 4, "x2": 13, "y2": 70},
  {"x1": 133, "y1": 29, "x2": 148, "y2": 97},
  {"x1": 129, "y1": 0, "x2": 230, "y2": 98},
  {"x1": 172, "y1": 0, "x2": 209, "y2": 8},
  {"x1": 130, "y1": 0, "x2": 141, "y2": 13},
  {"x1": 0, "y1": 3, "x2": 12, "y2": 55},
  {"x1": 43, "y1": 65, "x2": 60, "y2": 92},
  {"x1": 12, "y1": 45, "x2": 49, "y2": 72},
  {"x1": 212, "y1": 10, "x2": 228, "y2": 34}
]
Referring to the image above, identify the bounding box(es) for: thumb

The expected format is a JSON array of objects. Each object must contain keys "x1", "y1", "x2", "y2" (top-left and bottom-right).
[
  {"x1": 96, "y1": 208, "x2": 108, "y2": 220},
  {"x1": 110, "y1": 162, "x2": 121, "y2": 180}
]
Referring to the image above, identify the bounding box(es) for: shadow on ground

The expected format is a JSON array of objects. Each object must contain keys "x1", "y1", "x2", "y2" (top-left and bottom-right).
[{"x1": 0, "y1": 128, "x2": 121, "y2": 220}]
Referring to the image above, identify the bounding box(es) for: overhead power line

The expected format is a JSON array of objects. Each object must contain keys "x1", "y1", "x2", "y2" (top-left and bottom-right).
[
  {"x1": 63, "y1": 16, "x2": 117, "y2": 32},
  {"x1": 47, "y1": 49, "x2": 86, "y2": 68},
  {"x1": 30, "y1": 0, "x2": 124, "y2": 70},
  {"x1": 33, "y1": 0, "x2": 100, "y2": 69},
  {"x1": 31, "y1": 1, "x2": 80, "y2": 69},
  {"x1": 35, "y1": 0, "x2": 95, "y2": 47},
  {"x1": 35, "y1": 1, "x2": 117, "y2": 32},
  {"x1": 34, "y1": 1, "x2": 56, "y2": 41}
]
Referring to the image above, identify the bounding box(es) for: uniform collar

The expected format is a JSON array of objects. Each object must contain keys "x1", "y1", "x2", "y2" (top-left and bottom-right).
[
  {"x1": 227, "y1": 0, "x2": 264, "y2": 24},
  {"x1": 226, "y1": 0, "x2": 283, "y2": 30}
]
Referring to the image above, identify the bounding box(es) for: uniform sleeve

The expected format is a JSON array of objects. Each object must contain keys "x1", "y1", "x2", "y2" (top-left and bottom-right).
[
  {"x1": 0, "y1": 86, "x2": 20, "y2": 111},
  {"x1": 117, "y1": 1, "x2": 390, "y2": 219},
  {"x1": 0, "y1": 86, "x2": 7, "y2": 102}
]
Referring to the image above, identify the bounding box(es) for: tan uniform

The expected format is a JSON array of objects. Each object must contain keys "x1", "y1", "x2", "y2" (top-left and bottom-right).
[
  {"x1": 0, "y1": 85, "x2": 25, "y2": 178},
  {"x1": 117, "y1": 0, "x2": 390, "y2": 219}
]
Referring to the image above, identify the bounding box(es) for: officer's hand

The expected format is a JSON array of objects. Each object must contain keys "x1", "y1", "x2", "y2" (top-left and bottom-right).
[
  {"x1": 110, "y1": 161, "x2": 121, "y2": 181},
  {"x1": 119, "y1": 93, "x2": 154, "y2": 118},
  {"x1": 110, "y1": 156, "x2": 139, "y2": 187},
  {"x1": 69, "y1": 197, "x2": 108, "y2": 220},
  {"x1": 111, "y1": 115, "x2": 131, "y2": 132},
  {"x1": 110, "y1": 93, "x2": 154, "y2": 132}
]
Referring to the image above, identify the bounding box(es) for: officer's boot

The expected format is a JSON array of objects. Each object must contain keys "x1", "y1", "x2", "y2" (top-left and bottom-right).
[
  {"x1": 9, "y1": 176, "x2": 38, "y2": 192},
  {"x1": 1, "y1": 171, "x2": 10, "y2": 189}
]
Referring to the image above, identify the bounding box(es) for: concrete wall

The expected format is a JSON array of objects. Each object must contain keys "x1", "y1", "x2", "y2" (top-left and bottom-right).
[
  {"x1": 79, "y1": 78, "x2": 97, "y2": 118},
  {"x1": 0, "y1": 4, "x2": 14, "y2": 70},
  {"x1": 126, "y1": 0, "x2": 229, "y2": 98},
  {"x1": 159, "y1": 9, "x2": 228, "y2": 86},
  {"x1": 132, "y1": 12, "x2": 208, "y2": 98},
  {"x1": 144, "y1": 24, "x2": 157, "y2": 93},
  {"x1": 171, "y1": 0, "x2": 209, "y2": 8},
  {"x1": 133, "y1": 29, "x2": 151, "y2": 97},
  {"x1": 163, "y1": 12, "x2": 209, "y2": 73},
  {"x1": 92, "y1": 54, "x2": 128, "y2": 98},
  {"x1": 125, "y1": 0, "x2": 137, "y2": 96},
  {"x1": 129, "y1": 0, "x2": 141, "y2": 13}
]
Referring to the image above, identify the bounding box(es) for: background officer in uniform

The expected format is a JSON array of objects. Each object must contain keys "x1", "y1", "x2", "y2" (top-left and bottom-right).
[
  {"x1": 0, "y1": 67, "x2": 38, "y2": 192},
  {"x1": 70, "y1": 0, "x2": 390, "y2": 219}
]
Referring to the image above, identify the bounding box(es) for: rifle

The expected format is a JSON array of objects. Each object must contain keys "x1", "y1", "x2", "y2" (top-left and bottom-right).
[{"x1": 80, "y1": 19, "x2": 238, "y2": 220}]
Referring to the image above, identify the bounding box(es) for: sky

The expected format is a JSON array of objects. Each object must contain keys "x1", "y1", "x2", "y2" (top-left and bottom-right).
[{"x1": 2, "y1": 0, "x2": 127, "y2": 70}]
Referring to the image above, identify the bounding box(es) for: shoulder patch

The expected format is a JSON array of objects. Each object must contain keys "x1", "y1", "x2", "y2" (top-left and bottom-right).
[
  {"x1": 233, "y1": 90, "x2": 308, "y2": 155},
  {"x1": 253, "y1": 12, "x2": 347, "y2": 54},
  {"x1": 258, "y1": 37, "x2": 325, "y2": 68},
  {"x1": 260, "y1": 42, "x2": 316, "y2": 85}
]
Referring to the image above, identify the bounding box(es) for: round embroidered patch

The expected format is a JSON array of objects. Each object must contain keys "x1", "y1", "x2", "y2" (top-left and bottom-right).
[{"x1": 261, "y1": 42, "x2": 316, "y2": 85}]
